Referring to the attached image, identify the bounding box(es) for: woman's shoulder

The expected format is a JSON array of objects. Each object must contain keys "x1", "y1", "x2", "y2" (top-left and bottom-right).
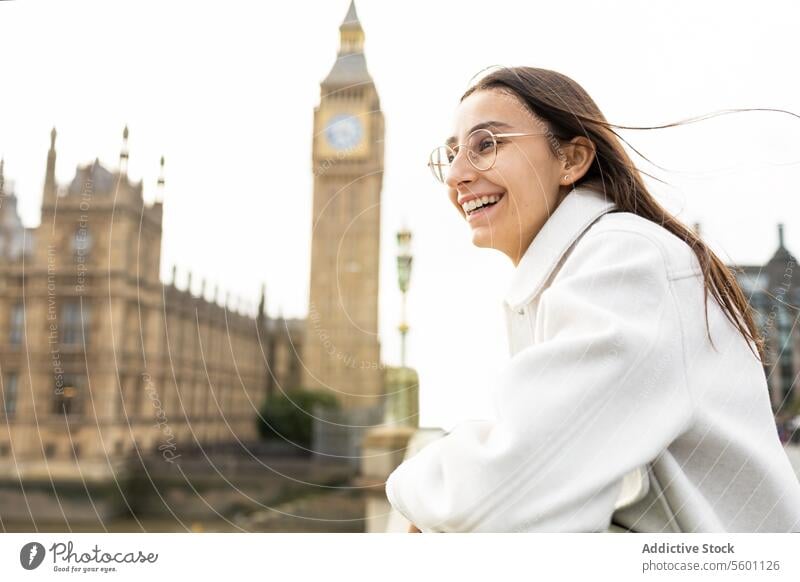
[{"x1": 579, "y1": 210, "x2": 703, "y2": 280}]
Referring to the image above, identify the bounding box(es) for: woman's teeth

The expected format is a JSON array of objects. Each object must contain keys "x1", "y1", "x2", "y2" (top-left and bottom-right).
[{"x1": 463, "y1": 193, "x2": 503, "y2": 215}]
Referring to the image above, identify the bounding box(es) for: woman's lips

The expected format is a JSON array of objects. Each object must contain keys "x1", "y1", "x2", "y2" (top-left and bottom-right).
[{"x1": 466, "y1": 193, "x2": 505, "y2": 224}]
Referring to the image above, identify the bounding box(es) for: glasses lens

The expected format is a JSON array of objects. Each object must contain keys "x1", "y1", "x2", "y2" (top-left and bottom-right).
[
  {"x1": 429, "y1": 145, "x2": 454, "y2": 183},
  {"x1": 467, "y1": 129, "x2": 496, "y2": 171}
]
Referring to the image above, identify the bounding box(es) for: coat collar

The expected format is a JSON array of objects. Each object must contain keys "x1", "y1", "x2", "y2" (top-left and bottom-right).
[{"x1": 503, "y1": 185, "x2": 618, "y2": 311}]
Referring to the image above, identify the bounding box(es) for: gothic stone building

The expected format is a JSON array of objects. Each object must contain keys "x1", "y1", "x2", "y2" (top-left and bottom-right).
[
  {"x1": 0, "y1": 131, "x2": 304, "y2": 481},
  {"x1": 734, "y1": 224, "x2": 800, "y2": 420}
]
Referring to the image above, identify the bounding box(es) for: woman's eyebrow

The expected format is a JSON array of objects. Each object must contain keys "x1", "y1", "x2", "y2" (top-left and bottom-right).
[{"x1": 445, "y1": 120, "x2": 513, "y2": 147}]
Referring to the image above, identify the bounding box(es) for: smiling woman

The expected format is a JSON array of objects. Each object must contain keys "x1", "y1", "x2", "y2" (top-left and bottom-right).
[{"x1": 386, "y1": 66, "x2": 800, "y2": 532}]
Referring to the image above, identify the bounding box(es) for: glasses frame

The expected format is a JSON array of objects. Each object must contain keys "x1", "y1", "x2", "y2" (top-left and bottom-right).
[{"x1": 427, "y1": 128, "x2": 555, "y2": 184}]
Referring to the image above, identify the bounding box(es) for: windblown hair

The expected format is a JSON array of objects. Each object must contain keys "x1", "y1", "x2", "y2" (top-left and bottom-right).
[{"x1": 462, "y1": 66, "x2": 767, "y2": 364}]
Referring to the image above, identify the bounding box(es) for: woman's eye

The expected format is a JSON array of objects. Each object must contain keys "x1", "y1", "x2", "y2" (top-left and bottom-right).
[{"x1": 478, "y1": 140, "x2": 494, "y2": 152}]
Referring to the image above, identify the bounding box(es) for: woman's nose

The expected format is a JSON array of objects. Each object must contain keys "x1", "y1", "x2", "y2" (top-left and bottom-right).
[{"x1": 445, "y1": 148, "x2": 478, "y2": 190}]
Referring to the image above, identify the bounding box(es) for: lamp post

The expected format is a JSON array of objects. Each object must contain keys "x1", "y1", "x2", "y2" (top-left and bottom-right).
[
  {"x1": 396, "y1": 228, "x2": 413, "y2": 369},
  {"x1": 382, "y1": 228, "x2": 415, "y2": 426}
]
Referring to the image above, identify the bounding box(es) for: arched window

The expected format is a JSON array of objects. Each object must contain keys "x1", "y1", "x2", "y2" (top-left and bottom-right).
[
  {"x1": 61, "y1": 301, "x2": 90, "y2": 345},
  {"x1": 72, "y1": 228, "x2": 92, "y2": 261},
  {"x1": 2, "y1": 372, "x2": 18, "y2": 418},
  {"x1": 9, "y1": 302, "x2": 23, "y2": 344}
]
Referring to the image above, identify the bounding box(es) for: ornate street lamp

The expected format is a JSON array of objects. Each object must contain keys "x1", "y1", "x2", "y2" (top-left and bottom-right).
[
  {"x1": 396, "y1": 228, "x2": 413, "y2": 369},
  {"x1": 381, "y1": 227, "x2": 419, "y2": 427}
]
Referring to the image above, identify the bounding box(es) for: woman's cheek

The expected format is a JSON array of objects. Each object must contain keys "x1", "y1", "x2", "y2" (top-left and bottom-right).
[
  {"x1": 504, "y1": 192, "x2": 519, "y2": 221},
  {"x1": 448, "y1": 192, "x2": 462, "y2": 216}
]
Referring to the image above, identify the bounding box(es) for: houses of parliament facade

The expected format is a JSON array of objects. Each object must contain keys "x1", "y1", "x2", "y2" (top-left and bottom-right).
[{"x1": 0, "y1": 1, "x2": 390, "y2": 481}]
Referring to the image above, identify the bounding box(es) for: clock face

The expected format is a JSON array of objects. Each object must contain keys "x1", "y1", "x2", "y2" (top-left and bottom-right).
[{"x1": 324, "y1": 114, "x2": 363, "y2": 151}]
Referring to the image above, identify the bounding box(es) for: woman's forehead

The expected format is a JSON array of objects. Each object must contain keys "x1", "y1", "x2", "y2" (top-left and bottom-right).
[{"x1": 450, "y1": 89, "x2": 535, "y2": 141}]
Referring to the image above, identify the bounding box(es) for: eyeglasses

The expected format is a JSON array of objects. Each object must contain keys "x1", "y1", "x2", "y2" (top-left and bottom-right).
[{"x1": 427, "y1": 127, "x2": 554, "y2": 184}]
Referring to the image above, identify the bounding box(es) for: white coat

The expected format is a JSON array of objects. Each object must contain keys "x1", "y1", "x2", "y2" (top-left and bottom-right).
[{"x1": 385, "y1": 185, "x2": 800, "y2": 532}]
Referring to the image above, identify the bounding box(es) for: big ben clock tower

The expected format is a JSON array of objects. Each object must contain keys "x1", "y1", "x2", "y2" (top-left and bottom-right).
[{"x1": 303, "y1": 0, "x2": 385, "y2": 409}]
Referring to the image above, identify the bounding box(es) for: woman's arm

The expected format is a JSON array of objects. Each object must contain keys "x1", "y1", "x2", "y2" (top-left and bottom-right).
[{"x1": 385, "y1": 230, "x2": 694, "y2": 532}]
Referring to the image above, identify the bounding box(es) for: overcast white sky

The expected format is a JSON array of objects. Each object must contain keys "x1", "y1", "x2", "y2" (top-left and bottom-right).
[{"x1": 1, "y1": 0, "x2": 799, "y2": 429}]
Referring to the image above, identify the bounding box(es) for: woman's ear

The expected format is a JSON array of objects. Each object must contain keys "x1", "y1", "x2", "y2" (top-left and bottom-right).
[{"x1": 562, "y1": 136, "x2": 595, "y2": 183}]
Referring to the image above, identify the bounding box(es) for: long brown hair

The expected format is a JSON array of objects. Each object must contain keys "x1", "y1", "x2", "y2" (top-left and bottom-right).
[{"x1": 462, "y1": 66, "x2": 767, "y2": 363}]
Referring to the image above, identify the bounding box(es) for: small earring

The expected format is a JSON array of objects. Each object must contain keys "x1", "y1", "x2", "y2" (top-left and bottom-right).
[{"x1": 563, "y1": 175, "x2": 569, "y2": 181}]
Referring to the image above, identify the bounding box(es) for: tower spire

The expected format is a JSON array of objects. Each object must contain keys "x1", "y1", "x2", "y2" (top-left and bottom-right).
[
  {"x1": 258, "y1": 283, "x2": 267, "y2": 318},
  {"x1": 156, "y1": 155, "x2": 165, "y2": 203},
  {"x1": 343, "y1": 0, "x2": 359, "y2": 26},
  {"x1": 322, "y1": 1, "x2": 370, "y2": 87},
  {"x1": 339, "y1": 0, "x2": 364, "y2": 54},
  {"x1": 44, "y1": 127, "x2": 57, "y2": 200},
  {"x1": 119, "y1": 125, "x2": 129, "y2": 175}
]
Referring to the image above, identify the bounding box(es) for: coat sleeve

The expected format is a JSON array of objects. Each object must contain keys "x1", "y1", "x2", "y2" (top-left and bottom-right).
[{"x1": 384, "y1": 230, "x2": 695, "y2": 532}]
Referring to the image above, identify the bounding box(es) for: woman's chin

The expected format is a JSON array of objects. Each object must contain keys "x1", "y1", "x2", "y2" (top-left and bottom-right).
[{"x1": 469, "y1": 224, "x2": 500, "y2": 249}]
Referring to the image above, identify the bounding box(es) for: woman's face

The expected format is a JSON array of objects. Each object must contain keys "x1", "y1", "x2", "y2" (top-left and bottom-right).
[{"x1": 445, "y1": 88, "x2": 567, "y2": 265}]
